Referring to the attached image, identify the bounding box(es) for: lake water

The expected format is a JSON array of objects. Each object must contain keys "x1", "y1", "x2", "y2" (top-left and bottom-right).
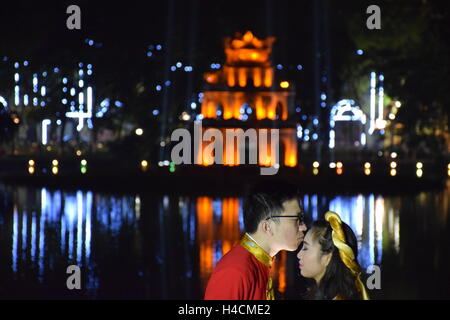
[{"x1": 1, "y1": 182, "x2": 449, "y2": 299}]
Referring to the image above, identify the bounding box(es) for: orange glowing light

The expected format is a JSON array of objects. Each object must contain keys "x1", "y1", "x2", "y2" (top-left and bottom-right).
[{"x1": 280, "y1": 81, "x2": 289, "y2": 89}]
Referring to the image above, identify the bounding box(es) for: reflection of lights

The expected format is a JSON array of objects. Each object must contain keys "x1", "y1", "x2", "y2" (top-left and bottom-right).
[
  {"x1": 336, "y1": 168, "x2": 343, "y2": 175},
  {"x1": 52, "y1": 166, "x2": 58, "y2": 175},
  {"x1": 365, "y1": 168, "x2": 371, "y2": 175},
  {"x1": 416, "y1": 162, "x2": 423, "y2": 169},
  {"x1": 313, "y1": 168, "x2": 319, "y2": 175},
  {"x1": 81, "y1": 167, "x2": 87, "y2": 174},
  {"x1": 416, "y1": 169, "x2": 423, "y2": 178},
  {"x1": 81, "y1": 159, "x2": 87, "y2": 166},
  {"x1": 13, "y1": 117, "x2": 20, "y2": 124},
  {"x1": 391, "y1": 152, "x2": 397, "y2": 158},
  {"x1": 313, "y1": 161, "x2": 320, "y2": 168},
  {"x1": 390, "y1": 161, "x2": 397, "y2": 169},
  {"x1": 389, "y1": 113, "x2": 395, "y2": 120},
  {"x1": 329, "y1": 162, "x2": 336, "y2": 169},
  {"x1": 390, "y1": 169, "x2": 397, "y2": 176},
  {"x1": 28, "y1": 166, "x2": 35, "y2": 174},
  {"x1": 364, "y1": 162, "x2": 371, "y2": 169},
  {"x1": 29, "y1": 159, "x2": 35, "y2": 166},
  {"x1": 395, "y1": 101, "x2": 401, "y2": 108},
  {"x1": 52, "y1": 159, "x2": 59, "y2": 166},
  {"x1": 76, "y1": 150, "x2": 82, "y2": 156},
  {"x1": 336, "y1": 162, "x2": 343, "y2": 169}
]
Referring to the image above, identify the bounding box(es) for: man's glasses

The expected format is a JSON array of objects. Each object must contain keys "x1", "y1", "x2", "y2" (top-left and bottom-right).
[{"x1": 266, "y1": 215, "x2": 306, "y2": 225}]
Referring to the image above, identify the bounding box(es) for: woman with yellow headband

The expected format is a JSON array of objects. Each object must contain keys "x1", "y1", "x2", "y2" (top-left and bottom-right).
[{"x1": 297, "y1": 211, "x2": 370, "y2": 300}]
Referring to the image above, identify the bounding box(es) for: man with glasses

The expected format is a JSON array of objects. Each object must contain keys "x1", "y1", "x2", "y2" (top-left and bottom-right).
[{"x1": 205, "y1": 182, "x2": 307, "y2": 300}]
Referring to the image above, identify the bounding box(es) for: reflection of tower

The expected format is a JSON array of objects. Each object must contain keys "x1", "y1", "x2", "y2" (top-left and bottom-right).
[
  {"x1": 196, "y1": 197, "x2": 242, "y2": 293},
  {"x1": 219, "y1": 198, "x2": 241, "y2": 255},
  {"x1": 195, "y1": 31, "x2": 298, "y2": 167},
  {"x1": 196, "y1": 197, "x2": 214, "y2": 290}
]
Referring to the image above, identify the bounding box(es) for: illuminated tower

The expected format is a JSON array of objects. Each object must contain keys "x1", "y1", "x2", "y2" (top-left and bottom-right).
[{"x1": 196, "y1": 31, "x2": 298, "y2": 167}]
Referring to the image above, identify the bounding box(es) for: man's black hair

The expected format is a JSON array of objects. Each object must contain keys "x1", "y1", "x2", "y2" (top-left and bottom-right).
[{"x1": 243, "y1": 182, "x2": 301, "y2": 233}]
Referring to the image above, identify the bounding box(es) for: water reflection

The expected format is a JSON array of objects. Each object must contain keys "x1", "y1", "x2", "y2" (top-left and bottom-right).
[{"x1": 0, "y1": 183, "x2": 449, "y2": 299}]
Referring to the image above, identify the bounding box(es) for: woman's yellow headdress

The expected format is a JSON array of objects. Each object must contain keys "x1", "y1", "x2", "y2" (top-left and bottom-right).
[{"x1": 324, "y1": 211, "x2": 370, "y2": 300}]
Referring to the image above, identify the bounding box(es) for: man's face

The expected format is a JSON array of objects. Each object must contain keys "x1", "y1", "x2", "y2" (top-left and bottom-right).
[{"x1": 270, "y1": 199, "x2": 307, "y2": 252}]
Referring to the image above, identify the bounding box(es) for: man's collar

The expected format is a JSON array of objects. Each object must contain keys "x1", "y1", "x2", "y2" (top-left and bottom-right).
[{"x1": 240, "y1": 233, "x2": 274, "y2": 267}]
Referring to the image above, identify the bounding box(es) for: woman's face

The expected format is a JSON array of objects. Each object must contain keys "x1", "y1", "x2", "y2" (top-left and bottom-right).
[{"x1": 297, "y1": 230, "x2": 331, "y2": 284}]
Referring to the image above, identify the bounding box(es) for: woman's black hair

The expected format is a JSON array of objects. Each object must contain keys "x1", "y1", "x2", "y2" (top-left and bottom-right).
[{"x1": 304, "y1": 219, "x2": 362, "y2": 300}]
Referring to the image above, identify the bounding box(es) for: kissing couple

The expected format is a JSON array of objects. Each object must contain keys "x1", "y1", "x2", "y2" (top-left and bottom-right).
[{"x1": 204, "y1": 182, "x2": 369, "y2": 300}]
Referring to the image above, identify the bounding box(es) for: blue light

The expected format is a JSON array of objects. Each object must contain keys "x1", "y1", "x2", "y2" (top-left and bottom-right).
[
  {"x1": 313, "y1": 119, "x2": 319, "y2": 126},
  {"x1": 54, "y1": 67, "x2": 59, "y2": 73},
  {"x1": 302, "y1": 115, "x2": 307, "y2": 121},
  {"x1": 312, "y1": 133, "x2": 318, "y2": 140},
  {"x1": 184, "y1": 66, "x2": 193, "y2": 72},
  {"x1": 24, "y1": 61, "x2": 29, "y2": 66},
  {"x1": 14, "y1": 62, "x2": 19, "y2": 69},
  {"x1": 171, "y1": 66, "x2": 176, "y2": 71},
  {"x1": 70, "y1": 101, "x2": 76, "y2": 106},
  {"x1": 304, "y1": 129, "x2": 310, "y2": 135},
  {"x1": 156, "y1": 45, "x2": 162, "y2": 50},
  {"x1": 152, "y1": 109, "x2": 159, "y2": 116},
  {"x1": 79, "y1": 70, "x2": 84, "y2": 76},
  {"x1": 87, "y1": 70, "x2": 93, "y2": 76},
  {"x1": 2, "y1": 56, "x2": 8, "y2": 62},
  {"x1": 115, "y1": 101, "x2": 123, "y2": 107},
  {"x1": 190, "y1": 102, "x2": 197, "y2": 110},
  {"x1": 164, "y1": 79, "x2": 170, "y2": 85},
  {"x1": 88, "y1": 40, "x2": 94, "y2": 46},
  {"x1": 198, "y1": 93, "x2": 204, "y2": 98},
  {"x1": 321, "y1": 102, "x2": 327, "y2": 108},
  {"x1": 79, "y1": 80, "x2": 84, "y2": 87},
  {"x1": 356, "y1": 49, "x2": 364, "y2": 55},
  {"x1": 78, "y1": 62, "x2": 83, "y2": 68},
  {"x1": 276, "y1": 64, "x2": 283, "y2": 70},
  {"x1": 62, "y1": 78, "x2": 68, "y2": 84},
  {"x1": 297, "y1": 65, "x2": 303, "y2": 70},
  {"x1": 296, "y1": 107, "x2": 301, "y2": 113},
  {"x1": 176, "y1": 62, "x2": 182, "y2": 68},
  {"x1": 42, "y1": 72, "x2": 47, "y2": 77},
  {"x1": 147, "y1": 51, "x2": 153, "y2": 57},
  {"x1": 379, "y1": 74, "x2": 384, "y2": 81},
  {"x1": 217, "y1": 110, "x2": 222, "y2": 116},
  {"x1": 321, "y1": 76, "x2": 327, "y2": 82},
  {"x1": 62, "y1": 99, "x2": 67, "y2": 104},
  {"x1": 87, "y1": 64, "x2": 92, "y2": 69},
  {"x1": 246, "y1": 107, "x2": 252, "y2": 114},
  {"x1": 40, "y1": 101, "x2": 46, "y2": 107},
  {"x1": 156, "y1": 85, "x2": 162, "y2": 91},
  {"x1": 63, "y1": 87, "x2": 68, "y2": 93},
  {"x1": 242, "y1": 114, "x2": 248, "y2": 121},
  {"x1": 304, "y1": 136, "x2": 310, "y2": 142},
  {"x1": 321, "y1": 93, "x2": 327, "y2": 100}
]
